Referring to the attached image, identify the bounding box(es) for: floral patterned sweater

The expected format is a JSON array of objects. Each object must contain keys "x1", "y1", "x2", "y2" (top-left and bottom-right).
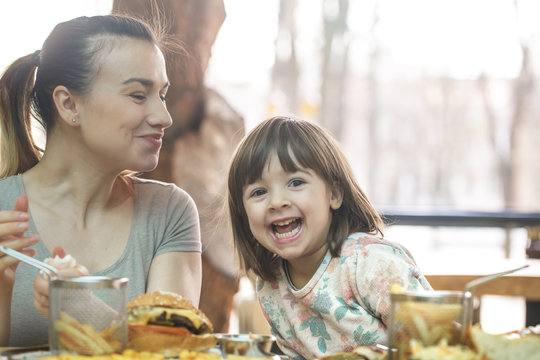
[{"x1": 256, "y1": 232, "x2": 432, "y2": 360}]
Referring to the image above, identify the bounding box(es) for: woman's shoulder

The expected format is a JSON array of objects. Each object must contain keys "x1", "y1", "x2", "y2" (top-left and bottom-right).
[
  {"x1": 0, "y1": 173, "x2": 22, "y2": 186},
  {"x1": 0, "y1": 174, "x2": 24, "y2": 209},
  {"x1": 129, "y1": 176, "x2": 197, "y2": 214},
  {"x1": 130, "y1": 176, "x2": 191, "y2": 198}
]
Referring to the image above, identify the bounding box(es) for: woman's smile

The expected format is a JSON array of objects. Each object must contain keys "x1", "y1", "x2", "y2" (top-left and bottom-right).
[{"x1": 139, "y1": 132, "x2": 164, "y2": 148}]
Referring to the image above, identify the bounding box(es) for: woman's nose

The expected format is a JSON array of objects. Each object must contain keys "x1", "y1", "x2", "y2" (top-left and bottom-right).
[{"x1": 148, "y1": 99, "x2": 173, "y2": 129}]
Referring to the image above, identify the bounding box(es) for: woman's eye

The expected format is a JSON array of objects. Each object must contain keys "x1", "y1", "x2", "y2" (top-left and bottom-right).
[
  {"x1": 130, "y1": 94, "x2": 146, "y2": 101},
  {"x1": 160, "y1": 94, "x2": 167, "y2": 102}
]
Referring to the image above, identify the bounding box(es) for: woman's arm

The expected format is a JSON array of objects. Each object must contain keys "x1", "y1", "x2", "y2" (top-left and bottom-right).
[
  {"x1": 0, "y1": 195, "x2": 39, "y2": 345},
  {"x1": 146, "y1": 251, "x2": 202, "y2": 307}
]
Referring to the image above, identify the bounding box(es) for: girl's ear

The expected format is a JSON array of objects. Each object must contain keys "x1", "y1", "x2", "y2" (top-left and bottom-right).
[
  {"x1": 52, "y1": 85, "x2": 79, "y2": 127},
  {"x1": 330, "y1": 183, "x2": 343, "y2": 210}
]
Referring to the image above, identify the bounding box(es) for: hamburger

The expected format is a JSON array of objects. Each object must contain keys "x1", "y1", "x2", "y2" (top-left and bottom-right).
[{"x1": 127, "y1": 291, "x2": 217, "y2": 357}]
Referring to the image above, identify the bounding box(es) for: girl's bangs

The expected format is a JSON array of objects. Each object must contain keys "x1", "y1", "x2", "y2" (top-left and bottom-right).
[{"x1": 241, "y1": 118, "x2": 324, "y2": 187}]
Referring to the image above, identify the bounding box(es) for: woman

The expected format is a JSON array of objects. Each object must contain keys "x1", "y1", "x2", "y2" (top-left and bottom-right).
[{"x1": 0, "y1": 15, "x2": 202, "y2": 346}]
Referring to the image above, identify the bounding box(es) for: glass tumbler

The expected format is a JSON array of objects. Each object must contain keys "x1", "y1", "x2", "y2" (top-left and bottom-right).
[{"x1": 48, "y1": 276, "x2": 129, "y2": 355}]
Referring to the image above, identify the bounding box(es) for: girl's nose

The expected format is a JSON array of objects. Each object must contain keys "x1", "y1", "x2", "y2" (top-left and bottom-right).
[{"x1": 268, "y1": 191, "x2": 290, "y2": 210}]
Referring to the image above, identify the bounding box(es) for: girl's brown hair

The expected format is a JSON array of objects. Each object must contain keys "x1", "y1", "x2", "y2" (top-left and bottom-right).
[
  {"x1": 0, "y1": 15, "x2": 167, "y2": 179},
  {"x1": 227, "y1": 116, "x2": 384, "y2": 281}
]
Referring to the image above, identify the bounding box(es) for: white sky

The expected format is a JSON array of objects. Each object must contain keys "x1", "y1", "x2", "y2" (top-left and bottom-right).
[
  {"x1": 2, "y1": 0, "x2": 538, "y2": 80},
  {"x1": 1, "y1": 0, "x2": 539, "y2": 125},
  {"x1": 0, "y1": 0, "x2": 113, "y2": 72}
]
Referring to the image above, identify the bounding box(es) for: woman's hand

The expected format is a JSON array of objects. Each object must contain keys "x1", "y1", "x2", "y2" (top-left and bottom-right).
[
  {"x1": 0, "y1": 195, "x2": 39, "y2": 295},
  {"x1": 33, "y1": 246, "x2": 89, "y2": 316}
]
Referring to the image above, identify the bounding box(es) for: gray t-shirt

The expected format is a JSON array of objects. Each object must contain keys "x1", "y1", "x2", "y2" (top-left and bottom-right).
[{"x1": 0, "y1": 174, "x2": 201, "y2": 346}]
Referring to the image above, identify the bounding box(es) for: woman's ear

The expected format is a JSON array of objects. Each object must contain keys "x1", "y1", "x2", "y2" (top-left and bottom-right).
[
  {"x1": 330, "y1": 183, "x2": 343, "y2": 210},
  {"x1": 52, "y1": 85, "x2": 79, "y2": 126}
]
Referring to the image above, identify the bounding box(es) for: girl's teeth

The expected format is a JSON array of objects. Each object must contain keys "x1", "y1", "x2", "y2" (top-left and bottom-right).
[
  {"x1": 274, "y1": 219, "x2": 294, "y2": 226},
  {"x1": 274, "y1": 221, "x2": 300, "y2": 239}
]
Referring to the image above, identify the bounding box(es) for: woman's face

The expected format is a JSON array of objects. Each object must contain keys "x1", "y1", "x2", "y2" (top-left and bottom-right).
[{"x1": 75, "y1": 38, "x2": 172, "y2": 173}]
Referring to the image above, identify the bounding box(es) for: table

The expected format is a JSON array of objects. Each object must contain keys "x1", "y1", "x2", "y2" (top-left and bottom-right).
[{"x1": 422, "y1": 258, "x2": 540, "y2": 300}]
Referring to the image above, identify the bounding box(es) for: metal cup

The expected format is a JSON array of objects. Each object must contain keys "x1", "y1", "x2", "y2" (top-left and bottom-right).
[
  {"x1": 48, "y1": 276, "x2": 128, "y2": 355},
  {"x1": 387, "y1": 290, "x2": 473, "y2": 360}
]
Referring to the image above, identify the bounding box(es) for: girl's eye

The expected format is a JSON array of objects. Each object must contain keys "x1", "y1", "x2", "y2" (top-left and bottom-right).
[
  {"x1": 250, "y1": 188, "x2": 266, "y2": 198},
  {"x1": 290, "y1": 179, "x2": 305, "y2": 187},
  {"x1": 160, "y1": 94, "x2": 167, "y2": 102}
]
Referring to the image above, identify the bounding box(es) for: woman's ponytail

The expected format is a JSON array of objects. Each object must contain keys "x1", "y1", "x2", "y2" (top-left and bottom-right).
[{"x1": 0, "y1": 52, "x2": 43, "y2": 178}]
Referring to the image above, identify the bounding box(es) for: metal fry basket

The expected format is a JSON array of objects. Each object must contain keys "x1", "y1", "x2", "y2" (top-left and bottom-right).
[
  {"x1": 48, "y1": 276, "x2": 129, "y2": 355},
  {"x1": 387, "y1": 290, "x2": 473, "y2": 360}
]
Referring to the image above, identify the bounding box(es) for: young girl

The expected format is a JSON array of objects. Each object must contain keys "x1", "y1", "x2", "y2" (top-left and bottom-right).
[{"x1": 227, "y1": 116, "x2": 432, "y2": 359}]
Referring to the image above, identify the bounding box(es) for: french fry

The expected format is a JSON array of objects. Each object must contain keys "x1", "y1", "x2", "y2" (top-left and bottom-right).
[
  {"x1": 54, "y1": 311, "x2": 123, "y2": 355},
  {"x1": 57, "y1": 332, "x2": 88, "y2": 354},
  {"x1": 81, "y1": 323, "x2": 114, "y2": 353},
  {"x1": 55, "y1": 319, "x2": 105, "y2": 354},
  {"x1": 411, "y1": 312, "x2": 431, "y2": 344},
  {"x1": 59, "y1": 311, "x2": 82, "y2": 326}
]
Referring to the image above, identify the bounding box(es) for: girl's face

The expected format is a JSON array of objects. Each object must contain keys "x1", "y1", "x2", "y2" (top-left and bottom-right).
[
  {"x1": 74, "y1": 38, "x2": 172, "y2": 173},
  {"x1": 242, "y1": 151, "x2": 342, "y2": 270}
]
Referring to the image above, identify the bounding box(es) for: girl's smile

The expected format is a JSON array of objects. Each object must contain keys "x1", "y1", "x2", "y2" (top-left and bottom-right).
[{"x1": 271, "y1": 217, "x2": 303, "y2": 243}]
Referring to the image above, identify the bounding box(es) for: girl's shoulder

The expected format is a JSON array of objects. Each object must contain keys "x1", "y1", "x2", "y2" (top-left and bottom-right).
[
  {"x1": 341, "y1": 232, "x2": 410, "y2": 258},
  {"x1": 344, "y1": 232, "x2": 394, "y2": 247}
]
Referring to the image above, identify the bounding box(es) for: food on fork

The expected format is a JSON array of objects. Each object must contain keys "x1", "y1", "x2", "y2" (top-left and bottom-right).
[
  {"x1": 127, "y1": 290, "x2": 217, "y2": 357},
  {"x1": 43, "y1": 246, "x2": 87, "y2": 274},
  {"x1": 45, "y1": 254, "x2": 76, "y2": 269}
]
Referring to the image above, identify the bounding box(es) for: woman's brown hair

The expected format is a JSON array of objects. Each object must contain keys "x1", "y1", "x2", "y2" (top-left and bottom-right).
[{"x1": 227, "y1": 116, "x2": 385, "y2": 281}]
